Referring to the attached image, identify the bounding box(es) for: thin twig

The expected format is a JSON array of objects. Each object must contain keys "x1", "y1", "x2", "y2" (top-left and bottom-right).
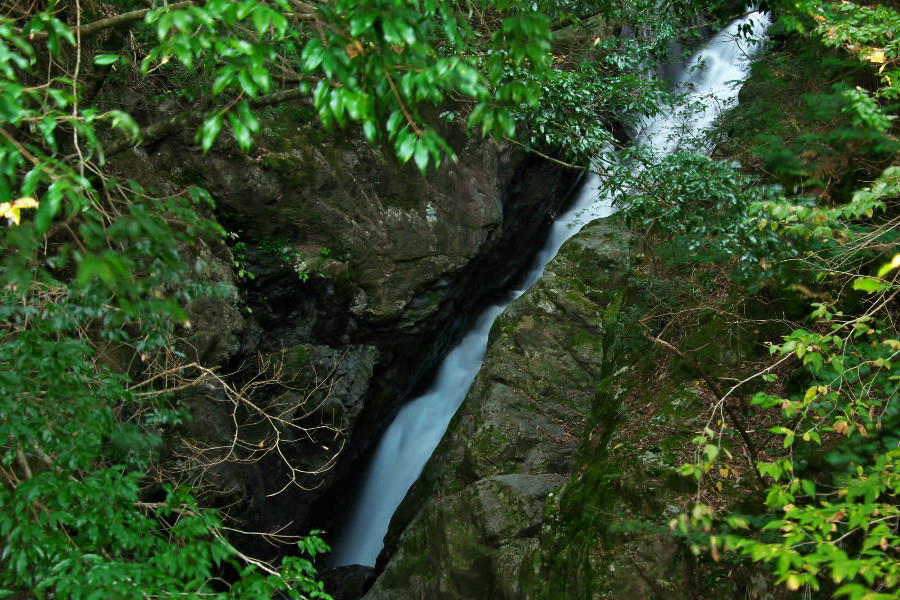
[
  {"x1": 27, "y1": 2, "x2": 195, "y2": 40},
  {"x1": 643, "y1": 329, "x2": 766, "y2": 488}
]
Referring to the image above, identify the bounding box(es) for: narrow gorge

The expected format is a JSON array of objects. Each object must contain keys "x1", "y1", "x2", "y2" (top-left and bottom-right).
[
  {"x1": 3, "y1": 1, "x2": 896, "y2": 599},
  {"x1": 322, "y1": 11, "x2": 770, "y2": 599}
]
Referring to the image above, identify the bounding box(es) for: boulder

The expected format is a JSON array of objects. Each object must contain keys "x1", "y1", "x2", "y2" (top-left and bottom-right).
[
  {"x1": 111, "y1": 103, "x2": 580, "y2": 562},
  {"x1": 365, "y1": 219, "x2": 632, "y2": 599},
  {"x1": 320, "y1": 565, "x2": 377, "y2": 600},
  {"x1": 364, "y1": 215, "x2": 786, "y2": 599}
]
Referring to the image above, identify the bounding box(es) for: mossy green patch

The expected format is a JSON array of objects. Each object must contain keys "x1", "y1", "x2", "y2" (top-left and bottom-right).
[
  {"x1": 469, "y1": 426, "x2": 511, "y2": 465},
  {"x1": 715, "y1": 33, "x2": 898, "y2": 192}
]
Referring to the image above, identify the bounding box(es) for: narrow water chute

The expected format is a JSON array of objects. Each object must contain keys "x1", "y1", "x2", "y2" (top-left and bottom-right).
[{"x1": 329, "y1": 10, "x2": 769, "y2": 568}]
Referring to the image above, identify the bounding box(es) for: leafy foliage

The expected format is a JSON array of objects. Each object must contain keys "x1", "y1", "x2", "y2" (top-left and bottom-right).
[
  {"x1": 642, "y1": 3, "x2": 900, "y2": 598},
  {"x1": 515, "y1": 64, "x2": 662, "y2": 162},
  {"x1": 789, "y1": 0, "x2": 900, "y2": 100},
  {"x1": 715, "y1": 40, "x2": 898, "y2": 193},
  {"x1": 139, "y1": 0, "x2": 557, "y2": 172},
  {"x1": 134, "y1": 0, "x2": 725, "y2": 171},
  {"x1": 0, "y1": 1, "x2": 342, "y2": 596},
  {"x1": 0, "y1": 0, "x2": 824, "y2": 596},
  {"x1": 619, "y1": 153, "x2": 797, "y2": 288},
  {"x1": 0, "y1": 0, "x2": 721, "y2": 595}
]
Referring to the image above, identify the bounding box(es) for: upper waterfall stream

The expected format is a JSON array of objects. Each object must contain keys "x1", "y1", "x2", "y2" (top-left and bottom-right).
[{"x1": 330, "y1": 11, "x2": 769, "y2": 568}]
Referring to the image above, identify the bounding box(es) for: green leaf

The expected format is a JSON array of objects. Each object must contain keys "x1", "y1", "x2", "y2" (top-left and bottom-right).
[
  {"x1": 414, "y1": 139, "x2": 429, "y2": 173},
  {"x1": 211, "y1": 69, "x2": 235, "y2": 96},
  {"x1": 312, "y1": 80, "x2": 328, "y2": 111},
  {"x1": 349, "y1": 12, "x2": 377, "y2": 36},
  {"x1": 20, "y1": 167, "x2": 44, "y2": 197},
  {"x1": 249, "y1": 64, "x2": 271, "y2": 93},
  {"x1": 34, "y1": 182, "x2": 64, "y2": 234},
  {"x1": 301, "y1": 40, "x2": 325, "y2": 72},
  {"x1": 362, "y1": 120, "x2": 377, "y2": 142},
  {"x1": 852, "y1": 277, "x2": 885, "y2": 293},
  {"x1": 197, "y1": 113, "x2": 223, "y2": 153},
  {"x1": 105, "y1": 110, "x2": 140, "y2": 143},
  {"x1": 251, "y1": 6, "x2": 271, "y2": 35},
  {"x1": 228, "y1": 113, "x2": 252, "y2": 151},
  {"x1": 237, "y1": 69, "x2": 258, "y2": 97},
  {"x1": 397, "y1": 131, "x2": 416, "y2": 163},
  {"x1": 877, "y1": 254, "x2": 900, "y2": 277},
  {"x1": 236, "y1": 101, "x2": 260, "y2": 133},
  {"x1": 386, "y1": 111, "x2": 403, "y2": 138},
  {"x1": 93, "y1": 54, "x2": 119, "y2": 66},
  {"x1": 497, "y1": 111, "x2": 516, "y2": 138},
  {"x1": 801, "y1": 479, "x2": 816, "y2": 497}
]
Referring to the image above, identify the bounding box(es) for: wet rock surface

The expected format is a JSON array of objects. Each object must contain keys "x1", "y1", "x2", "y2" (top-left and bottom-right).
[
  {"x1": 158, "y1": 106, "x2": 577, "y2": 347},
  {"x1": 362, "y1": 216, "x2": 785, "y2": 599},
  {"x1": 320, "y1": 565, "x2": 377, "y2": 600},
  {"x1": 112, "y1": 107, "x2": 579, "y2": 558},
  {"x1": 364, "y1": 219, "x2": 632, "y2": 599}
]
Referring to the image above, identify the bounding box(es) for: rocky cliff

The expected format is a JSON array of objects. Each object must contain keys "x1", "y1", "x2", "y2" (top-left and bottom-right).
[
  {"x1": 361, "y1": 217, "x2": 784, "y2": 599},
  {"x1": 111, "y1": 106, "x2": 580, "y2": 555}
]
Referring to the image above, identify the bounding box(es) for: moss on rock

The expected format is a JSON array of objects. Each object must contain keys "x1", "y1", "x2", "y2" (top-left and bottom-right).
[{"x1": 366, "y1": 215, "x2": 786, "y2": 599}]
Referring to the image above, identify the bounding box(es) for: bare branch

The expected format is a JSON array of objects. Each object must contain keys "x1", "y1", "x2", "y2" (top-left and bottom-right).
[
  {"x1": 27, "y1": 2, "x2": 195, "y2": 40},
  {"x1": 641, "y1": 325, "x2": 765, "y2": 488},
  {"x1": 106, "y1": 88, "x2": 308, "y2": 156},
  {"x1": 137, "y1": 347, "x2": 348, "y2": 506}
]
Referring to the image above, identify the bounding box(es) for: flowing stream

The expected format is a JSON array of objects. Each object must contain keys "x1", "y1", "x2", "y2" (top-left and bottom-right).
[{"x1": 330, "y1": 10, "x2": 769, "y2": 568}]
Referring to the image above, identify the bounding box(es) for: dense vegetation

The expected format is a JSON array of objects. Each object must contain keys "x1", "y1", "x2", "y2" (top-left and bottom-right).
[
  {"x1": 0, "y1": 0, "x2": 713, "y2": 597},
  {"x1": 0, "y1": 0, "x2": 896, "y2": 598},
  {"x1": 623, "y1": 2, "x2": 899, "y2": 598}
]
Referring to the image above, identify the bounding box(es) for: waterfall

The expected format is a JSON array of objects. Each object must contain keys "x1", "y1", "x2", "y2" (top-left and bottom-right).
[
  {"x1": 639, "y1": 10, "x2": 769, "y2": 154},
  {"x1": 329, "y1": 10, "x2": 769, "y2": 568}
]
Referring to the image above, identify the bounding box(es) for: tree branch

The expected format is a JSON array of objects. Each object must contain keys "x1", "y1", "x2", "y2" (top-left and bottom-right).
[
  {"x1": 106, "y1": 88, "x2": 308, "y2": 156},
  {"x1": 643, "y1": 331, "x2": 765, "y2": 488},
  {"x1": 15, "y1": 446, "x2": 33, "y2": 481},
  {"x1": 28, "y1": 2, "x2": 195, "y2": 40}
]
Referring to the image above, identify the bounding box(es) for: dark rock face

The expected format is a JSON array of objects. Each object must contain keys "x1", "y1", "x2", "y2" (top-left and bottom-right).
[
  {"x1": 113, "y1": 107, "x2": 579, "y2": 557},
  {"x1": 181, "y1": 114, "x2": 577, "y2": 541},
  {"x1": 364, "y1": 220, "x2": 633, "y2": 599},
  {"x1": 163, "y1": 107, "x2": 577, "y2": 344},
  {"x1": 176, "y1": 235, "x2": 251, "y2": 368},
  {"x1": 168, "y1": 342, "x2": 379, "y2": 560},
  {"x1": 146, "y1": 107, "x2": 579, "y2": 415},
  {"x1": 320, "y1": 566, "x2": 377, "y2": 600},
  {"x1": 362, "y1": 219, "x2": 784, "y2": 599}
]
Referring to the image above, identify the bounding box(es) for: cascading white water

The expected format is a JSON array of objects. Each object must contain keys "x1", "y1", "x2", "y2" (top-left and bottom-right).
[
  {"x1": 330, "y1": 10, "x2": 769, "y2": 568},
  {"x1": 639, "y1": 10, "x2": 769, "y2": 154}
]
